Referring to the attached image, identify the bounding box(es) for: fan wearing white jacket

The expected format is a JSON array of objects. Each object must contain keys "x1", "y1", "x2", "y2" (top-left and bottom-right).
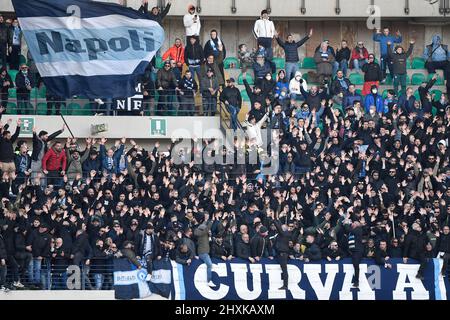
[
  {"x1": 243, "y1": 112, "x2": 269, "y2": 148},
  {"x1": 253, "y1": 9, "x2": 275, "y2": 60},
  {"x1": 289, "y1": 71, "x2": 308, "y2": 100},
  {"x1": 183, "y1": 4, "x2": 201, "y2": 43}
]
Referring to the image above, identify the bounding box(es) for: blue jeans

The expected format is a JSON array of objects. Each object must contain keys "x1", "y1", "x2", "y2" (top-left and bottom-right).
[
  {"x1": 285, "y1": 62, "x2": 299, "y2": 80},
  {"x1": 338, "y1": 59, "x2": 348, "y2": 76},
  {"x1": 198, "y1": 253, "x2": 213, "y2": 282},
  {"x1": 227, "y1": 104, "x2": 240, "y2": 130},
  {"x1": 202, "y1": 95, "x2": 217, "y2": 116},
  {"x1": 41, "y1": 259, "x2": 51, "y2": 290},
  {"x1": 93, "y1": 274, "x2": 104, "y2": 290},
  {"x1": 28, "y1": 258, "x2": 41, "y2": 285},
  {"x1": 189, "y1": 65, "x2": 202, "y2": 83},
  {"x1": 353, "y1": 59, "x2": 367, "y2": 71},
  {"x1": 52, "y1": 271, "x2": 67, "y2": 290},
  {"x1": 257, "y1": 37, "x2": 273, "y2": 60},
  {"x1": 332, "y1": 61, "x2": 340, "y2": 76}
]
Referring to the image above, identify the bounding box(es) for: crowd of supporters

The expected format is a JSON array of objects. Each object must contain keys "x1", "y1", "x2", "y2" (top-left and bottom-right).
[{"x1": 0, "y1": 1, "x2": 449, "y2": 292}]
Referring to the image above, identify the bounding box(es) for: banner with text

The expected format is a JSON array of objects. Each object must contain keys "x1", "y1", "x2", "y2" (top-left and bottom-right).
[{"x1": 171, "y1": 258, "x2": 449, "y2": 300}]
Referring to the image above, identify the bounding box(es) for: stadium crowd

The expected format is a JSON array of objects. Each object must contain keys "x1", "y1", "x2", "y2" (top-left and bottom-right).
[{"x1": 0, "y1": 1, "x2": 449, "y2": 292}]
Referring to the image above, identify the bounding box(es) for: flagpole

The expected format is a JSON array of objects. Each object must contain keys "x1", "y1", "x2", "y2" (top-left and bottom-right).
[{"x1": 60, "y1": 114, "x2": 75, "y2": 138}]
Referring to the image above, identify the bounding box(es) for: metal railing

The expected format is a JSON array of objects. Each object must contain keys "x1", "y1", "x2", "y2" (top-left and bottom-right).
[
  {"x1": 3, "y1": 94, "x2": 219, "y2": 117},
  {"x1": 5, "y1": 259, "x2": 115, "y2": 290}
]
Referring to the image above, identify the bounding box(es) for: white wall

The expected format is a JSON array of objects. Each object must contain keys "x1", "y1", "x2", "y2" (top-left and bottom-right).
[{"x1": 5, "y1": 115, "x2": 222, "y2": 139}]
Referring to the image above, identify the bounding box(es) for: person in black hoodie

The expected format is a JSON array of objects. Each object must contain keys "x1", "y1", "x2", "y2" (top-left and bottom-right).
[
  {"x1": 51, "y1": 237, "x2": 69, "y2": 289},
  {"x1": 0, "y1": 15, "x2": 8, "y2": 67},
  {"x1": 303, "y1": 234, "x2": 322, "y2": 261},
  {"x1": 204, "y1": 29, "x2": 227, "y2": 80},
  {"x1": 220, "y1": 78, "x2": 242, "y2": 130},
  {"x1": 345, "y1": 220, "x2": 364, "y2": 287},
  {"x1": 27, "y1": 223, "x2": 52, "y2": 289},
  {"x1": 0, "y1": 118, "x2": 21, "y2": 176},
  {"x1": 274, "y1": 220, "x2": 291, "y2": 290},
  {"x1": 435, "y1": 225, "x2": 450, "y2": 276},
  {"x1": 335, "y1": 40, "x2": 351, "y2": 77},
  {"x1": 138, "y1": 0, "x2": 171, "y2": 25},
  {"x1": 14, "y1": 226, "x2": 31, "y2": 287},
  {"x1": 250, "y1": 226, "x2": 271, "y2": 261},
  {"x1": 235, "y1": 232, "x2": 255, "y2": 263},
  {"x1": 184, "y1": 36, "x2": 204, "y2": 83},
  {"x1": 0, "y1": 67, "x2": 12, "y2": 109},
  {"x1": 90, "y1": 239, "x2": 108, "y2": 290},
  {"x1": 418, "y1": 74, "x2": 438, "y2": 114},
  {"x1": 210, "y1": 233, "x2": 233, "y2": 260},
  {"x1": 15, "y1": 64, "x2": 35, "y2": 114},
  {"x1": 176, "y1": 70, "x2": 198, "y2": 116},
  {"x1": 0, "y1": 225, "x2": 7, "y2": 291},
  {"x1": 403, "y1": 222, "x2": 428, "y2": 280},
  {"x1": 361, "y1": 54, "x2": 383, "y2": 95},
  {"x1": 387, "y1": 40, "x2": 414, "y2": 95}
]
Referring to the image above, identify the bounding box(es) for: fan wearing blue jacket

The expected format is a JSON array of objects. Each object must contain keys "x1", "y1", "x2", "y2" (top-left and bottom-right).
[
  {"x1": 99, "y1": 137, "x2": 126, "y2": 176},
  {"x1": 364, "y1": 85, "x2": 384, "y2": 114},
  {"x1": 373, "y1": 27, "x2": 402, "y2": 80}
]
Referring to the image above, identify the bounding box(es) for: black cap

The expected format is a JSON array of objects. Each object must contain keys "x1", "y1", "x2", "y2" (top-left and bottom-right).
[
  {"x1": 259, "y1": 226, "x2": 268, "y2": 234},
  {"x1": 228, "y1": 77, "x2": 235, "y2": 83}
]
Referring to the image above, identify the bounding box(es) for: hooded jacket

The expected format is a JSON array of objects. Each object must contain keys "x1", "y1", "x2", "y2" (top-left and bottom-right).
[
  {"x1": 253, "y1": 17, "x2": 275, "y2": 39},
  {"x1": 0, "y1": 124, "x2": 20, "y2": 162},
  {"x1": 162, "y1": 44, "x2": 185, "y2": 66},
  {"x1": 362, "y1": 61, "x2": 383, "y2": 82},
  {"x1": 423, "y1": 35, "x2": 449, "y2": 62},
  {"x1": 276, "y1": 35, "x2": 310, "y2": 62},
  {"x1": 373, "y1": 32, "x2": 402, "y2": 56},
  {"x1": 388, "y1": 43, "x2": 414, "y2": 75},
  {"x1": 31, "y1": 129, "x2": 63, "y2": 162},
  {"x1": 364, "y1": 86, "x2": 384, "y2": 114},
  {"x1": 194, "y1": 220, "x2": 213, "y2": 255},
  {"x1": 139, "y1": 2, "x2": 171, "y2": 24},
  {"x1": 183, "y1": 11, "x2": 201, "y2": 37},
  {"x1": 289, "y1": 71, "x2": 308, "y2": 95}
]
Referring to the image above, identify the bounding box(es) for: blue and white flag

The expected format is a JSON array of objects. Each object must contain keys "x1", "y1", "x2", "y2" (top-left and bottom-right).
[
  {"x1": 12, "y1": 0, "x2": 165, "y2": 99},
  {"x1": 113, "y1": 258, "x2": 151, "y2": 300},
  {"x1": 148, "y1": 259, "x2": 173, "y2": 298}
]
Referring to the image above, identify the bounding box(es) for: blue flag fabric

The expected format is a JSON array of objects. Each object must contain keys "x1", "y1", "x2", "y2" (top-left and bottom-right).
[
  {"x1": 113, "y1": 258, "x2": 151, "y2": 300},
  {"x1": 147, "y1": 259, "x2": 173, "y2": 298},
  {"x1": 12, "y1": 0, "x2": 164, "y2": 99}
]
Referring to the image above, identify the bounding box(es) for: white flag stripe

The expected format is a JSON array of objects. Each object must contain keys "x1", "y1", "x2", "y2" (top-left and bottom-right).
[
  {"x1": 35, "y1": 58, "x2": 153, "y2": 77},
  {"x1": 19, "y1": 14, "x2": 160, "y2": 31}
]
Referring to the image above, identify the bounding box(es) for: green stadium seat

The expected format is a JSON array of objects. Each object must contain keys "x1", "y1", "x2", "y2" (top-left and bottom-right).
[
  {"x1": 406, "y1": 59, "x2": 411, "y2": 69},
  {"x1": 382, "y1": 89, "x2": 389, "y2": 99},
  {"x1": 349, "y1": 73, "x2": 364, "y2": 85},
  {"x1": 30, "y1": 88, "x2": 39, "y2": 99},
  {"x1": 223, "y1": 57, "x2": 240, "y2": 69},
  {"x1": 8, "y1": 69, "x2": 18, "y2": 83},
  {"x1": 385, "y1": 74, "x2": 393, "y2": 85},
  {"x1": 39, "y1": 86, "x2": 47, "y2": 98},
  {"x1": 302, "y1": 57, "x2": 316, "y2": 69},
  {"x1": 155, "y1": 56, "x2": 164, "y2": 69},
  {"x1": 411, "y1": 73, "x2": 426, "y2": 85},
  {"x1": 6, "y1": 102, "x2": 17, "y2": 114},
  {"x1": 8, "y1": 88, "x2": 16, "y2": 98},
  {"x1": 36, "y1": 102, "x2": 47, "y2": 115},
  {"x1": 302, "y1": 73, "x2": 309, "y2": 82},
  {"x1": 333, "y1": 103, "x2": 344, "y2": 115},
  {"x1": 355, "y1": 89, "x2": 362, "y2": 96},
  {"x1": 413, "y1": 90, "x2": 420, "y2": 101},
  {"x1": 240, "y1": 90, "x2": 250, "y2": 102},
  {"x1": 238, "y1": 73, "x2": 254, "y2": 85},
  {"x1": 72, "y1": 103, "x2": 91, "y2": 115},
  {"x1": 411, "y1": 57, "x2": 426, "y2": 69},
  {"x1": 431, "y1": 89, "x2": 442, "y2": 101},
  {"x1": 272, "y1": 57, "x2": 285, "y2": 70},
  {"x1": 428, "y1": 73, "x2": 444, "y2": 85}
]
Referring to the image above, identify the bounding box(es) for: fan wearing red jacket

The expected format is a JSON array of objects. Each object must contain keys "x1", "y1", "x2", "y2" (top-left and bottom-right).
[
  {"x1": 351, "y1": 41, "x2": 369, "y2": 71},
  {"x1": 42, "y1": 141, "x2": 66, "y2": 187},
  {"x1": 162, "y1": 38, "x2": 185, "y2": 71}
]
